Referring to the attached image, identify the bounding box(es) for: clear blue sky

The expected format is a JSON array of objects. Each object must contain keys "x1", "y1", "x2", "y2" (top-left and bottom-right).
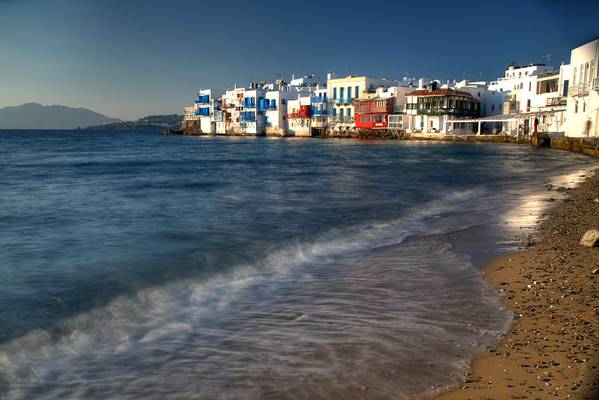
[{"x1": 0, "y1": 0, "x2": 597, "y2": 120}]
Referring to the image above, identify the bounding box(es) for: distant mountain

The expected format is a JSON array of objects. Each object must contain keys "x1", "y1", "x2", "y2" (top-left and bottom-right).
[
  {"x1": 84, "y1": 114, "x2": 183, "y2": 132},
  {"x1": 0, "y1": 103, "x2": 120, "y2": 129}
]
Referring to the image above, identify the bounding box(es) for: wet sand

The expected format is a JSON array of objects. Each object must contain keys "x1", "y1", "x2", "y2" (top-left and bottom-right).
[{"x1": 435, "y1": 170, "x2": 599, "y2": 399}]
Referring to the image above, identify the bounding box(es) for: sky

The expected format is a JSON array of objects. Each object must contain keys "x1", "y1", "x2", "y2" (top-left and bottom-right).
[{"x1": 0, "y1": 0, "x2": 598, "y2": 120}]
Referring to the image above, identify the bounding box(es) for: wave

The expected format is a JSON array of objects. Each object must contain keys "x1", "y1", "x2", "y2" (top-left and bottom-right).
[{"x1": 0, "y1": 188, "x2": 491, "y2": 399}]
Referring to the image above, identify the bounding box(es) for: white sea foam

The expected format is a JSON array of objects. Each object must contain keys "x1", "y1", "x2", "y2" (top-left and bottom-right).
[{"x1": 0, "y1": 187, "x2": 513, "y2": 400}]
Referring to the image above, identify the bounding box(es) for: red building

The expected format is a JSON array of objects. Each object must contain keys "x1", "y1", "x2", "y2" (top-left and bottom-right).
[{"x1": 354, "y1": 96, "x2": 395, "y2": 129}]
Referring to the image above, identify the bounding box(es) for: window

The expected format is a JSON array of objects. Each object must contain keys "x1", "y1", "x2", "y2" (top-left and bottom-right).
[
  {"x1": 575, "y1": 100, "x2": 578, "y2": 113},
  {"x1": 340, "y1": 87, "x2": 345, "y2": 100},
  {"x1": 583, "y1": 101, "x2": 586, "y2": 112},
  {"x1": 347, "y1": 87, "x2": 352, "y2": 99},
  {"x1": 355, "y1": 86, "x2": 360, "y2": 98},
  {"x1": 333, "y1": 88, "x2": 337, "y2": 99},
  {"x1": 339, "y1": 108, "x2": 344, "y2": 120},
  {"x1": 573, "y1": 67, "x2": 577, "y2": 85},
  {"x1": 332, "y1": 108, "x2": 337, "y2": 116},
  {"x1": 528, "y1": 82, "x2": 532, "y2": 91},
  {"x1": 584, "y1": 62, "x2": 590, "y2": 83},
  {"x1": 347, "y1": 108, "x2": 352, "y2": 117}
]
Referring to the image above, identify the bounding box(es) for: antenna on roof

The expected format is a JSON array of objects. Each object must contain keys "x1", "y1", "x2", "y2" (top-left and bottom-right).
[{"x1": 543, "y1": 54, "x2": 551, "y2": 66}]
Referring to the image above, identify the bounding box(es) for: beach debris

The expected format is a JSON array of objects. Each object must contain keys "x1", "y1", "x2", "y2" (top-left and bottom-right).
[{"x1": 580, "y1": 230, "x2": 599, "y2": 247}]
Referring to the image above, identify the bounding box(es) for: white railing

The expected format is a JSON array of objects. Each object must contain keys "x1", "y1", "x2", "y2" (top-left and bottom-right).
[
  {"x1": 592, "y1": 77, "x2": 599, "y2": 92},
  {"x1": 568, "y1": 83, "x2": 590, "y2": 97}
]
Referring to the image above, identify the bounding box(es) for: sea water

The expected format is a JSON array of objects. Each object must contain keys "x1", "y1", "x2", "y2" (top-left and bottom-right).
[{"x1": 0, "y1": 131, "x2": 594, "y2": 399}]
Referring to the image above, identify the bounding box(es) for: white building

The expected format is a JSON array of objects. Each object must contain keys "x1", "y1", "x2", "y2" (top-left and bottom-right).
[
  {"x1": 215, "y1": 87, "x2": 248, "y2": 135},
  {"x1": 454, "y1": 80, "x2": 507, "y2": 116},
  {"x1": 405, "y1": 84, "x2": 481, "y2": 133},
  {"x1": 193, "y1": 89, "x2": 223, "y2": 134},
  {"x1": 264, "y1": 89, "x2": 298, "y2": 136},
  {"x1": 239, "y1": 86, "x2": 267, "y2": 135},
  {"x1": 310, "y1": 88, "x2": 329, "y2": 134},
  {"x1": 566, "y1": 38, "x2": 599, "y2": 137},
  {"x1": 489, "y1": 64, "x2": 555, "y2": 114},
  {"x1": 286, "y1": 95, "x2": 312, "y2": 137}
]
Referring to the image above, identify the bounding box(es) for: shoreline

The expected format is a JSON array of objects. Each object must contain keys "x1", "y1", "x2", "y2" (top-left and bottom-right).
[
  {"x1": 169, "y1": 130, "x2": 599, "y2": 158},
  {"x1": 434, "y1": 169, "x2": 599, "y2": 399}
]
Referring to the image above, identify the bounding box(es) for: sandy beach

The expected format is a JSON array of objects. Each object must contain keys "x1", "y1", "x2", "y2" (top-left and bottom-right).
[{"x1": 436, "y1": 169, "x2": 599, "y2": 399}]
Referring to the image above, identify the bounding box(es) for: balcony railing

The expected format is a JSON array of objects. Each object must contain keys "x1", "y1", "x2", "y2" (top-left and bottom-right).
[
  {"x1": 195, "y1": 107, "x2": 211, "y2": 116},
  {"x1": 593, "y1": 77, "x2": 599, "y2": 92},
  {"x1": 312, "y1": 109, "x2": 328, "y2": 117},
  {"x1": 545, "y1": 97, "x2": 567, "y2": 106},
  {"x1": 334, "y1": 98, "x2": 353, "y2": 106},
  {"x1": 195, "y1": 95, "x2": 210, "y2": 104},
  {"x1": 331, "y1": 115, "x2": 354, "y2": 123},
  {"x1": 417, "y1": 108, "x2": 479, "y2": 117},
  {"x1": 311, "y1": 97, "x2": 328, "y2": 104},
  {"x1": 568, "y1": 83, "x2": 590, "y2": 97}
]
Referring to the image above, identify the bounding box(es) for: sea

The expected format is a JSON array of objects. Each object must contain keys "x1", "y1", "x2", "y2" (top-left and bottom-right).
[{"x1": 0, "y1": 130, "x2": 595, "y2": 399}]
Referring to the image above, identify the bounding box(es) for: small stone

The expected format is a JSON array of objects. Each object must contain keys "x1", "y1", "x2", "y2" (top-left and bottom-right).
[{"x1": 580, "y1": 230, "x2": 599, "y2": 247}]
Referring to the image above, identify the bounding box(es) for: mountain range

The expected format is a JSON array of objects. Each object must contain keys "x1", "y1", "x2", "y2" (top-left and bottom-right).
[{"x1": 0, "y1": 103, "x2": 120, "y2": 129}]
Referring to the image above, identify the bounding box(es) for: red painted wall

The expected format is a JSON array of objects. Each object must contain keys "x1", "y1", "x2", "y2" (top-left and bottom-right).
[{"x1": 355, "y1": 113, "x2": 388, "y2": 129}]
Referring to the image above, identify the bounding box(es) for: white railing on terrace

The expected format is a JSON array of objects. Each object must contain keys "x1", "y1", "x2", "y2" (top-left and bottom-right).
[
  {"x1": 568, "y1": 83, "x2": 590, "y2": 97},
  {"x1": 592, "y1": 77, "x2": 599, "y2": 92}
]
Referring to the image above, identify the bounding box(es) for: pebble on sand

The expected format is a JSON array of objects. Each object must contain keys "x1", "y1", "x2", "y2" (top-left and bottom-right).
[{"x1": 580, "y1": 229, "x2": 599, "y2": 247}]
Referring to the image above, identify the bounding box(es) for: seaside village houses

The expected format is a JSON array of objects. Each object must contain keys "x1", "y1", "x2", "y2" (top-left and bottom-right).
[{"x1": 182, "y1": 38, "x2": 599, "y2": 138}]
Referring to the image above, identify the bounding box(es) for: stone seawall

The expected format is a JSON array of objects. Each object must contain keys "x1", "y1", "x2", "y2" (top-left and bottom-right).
[
  {"x1": 165, "y1": 125, "x2": 599, "y2": 160},
  {"x1": 551, "y1": 137, "x2": 599, "y2": 158}
]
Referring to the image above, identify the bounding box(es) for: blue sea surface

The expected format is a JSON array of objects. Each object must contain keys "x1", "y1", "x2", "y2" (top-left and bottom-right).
[{"x1": 0, "y1": 131, "x2": 594, "y2": 399}]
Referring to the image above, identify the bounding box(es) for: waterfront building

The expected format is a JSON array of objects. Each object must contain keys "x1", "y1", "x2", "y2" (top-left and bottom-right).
[
  {"x1": 264, "y1": 89, "x2": 297, "y2": 136},
  {"x1": 240, "y1": 85, "x2": 268, "y2": 135},
  {"x1": 286, "y1": 95, "x2": 312, "y2": 137},
  {"x1": 354, "y1": 94, "x2": 395, "y2": 130},
  {"x1": 383, "y1": 82, "x2": 417, "y2": 130},
  {"x1": 453, "y1": 80, "x2": 507, "y2": 117},
  {"x1": 216, "y1": 87, "x2": 246, "y2": 135},
  {"x1": 327, "y1": 75, "x2": 396, "y2": 130},
  {"x1": 405, "y1": 83, "x2": 481, "y2": 133},
  {"x1": 194, "y1": 89, "x2": 223, "y2": 134},
  {"x1": 565, "y1": 38, "x2": 599, "y2": 137},
  {"x1": 310, "y1": 88, "x2": 329, "y2": 136},
  {"x1": 489, "y1": 64, "x2": 556, "y2": 115},
  {"x1": 183, "y1": 106, "x2": 198, "y2": 127}
]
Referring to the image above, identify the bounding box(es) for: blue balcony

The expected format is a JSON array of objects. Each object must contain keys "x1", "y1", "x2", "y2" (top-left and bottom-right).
[
  {"x1": 312, "y1": 109, "x2": 328, "y2": 116},
  {"x1": 311, "y1": 96, "x2": 328, "y2": 104},
  {"x1": 244, "y1": 97, "x2": 256, "y2": 108},
  {"x1": 194, "y1": 107, "x2": 210, "y2": 116},
  {"x1": 196, "y1": 95, "x2": 210, "y2": 104},
  {"x1": 242, "y1": 112, "x2": 256, "y2": 122}
]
